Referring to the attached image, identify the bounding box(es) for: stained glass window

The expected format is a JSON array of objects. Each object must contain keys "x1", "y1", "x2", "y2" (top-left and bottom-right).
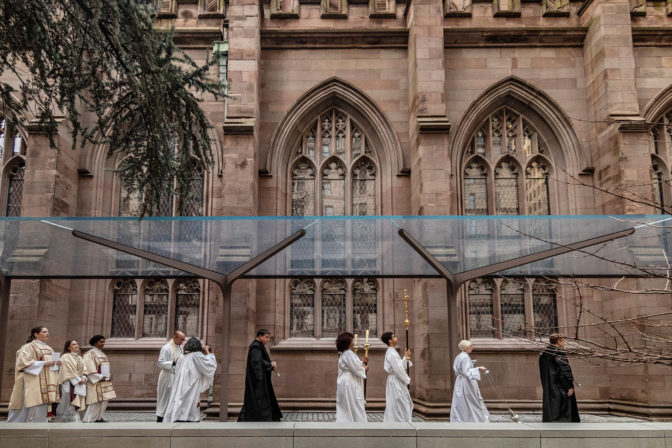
[
  {"x1": 111, "y1": 280, "x2": 138, "y2": 338},
  {"x1": 175, "y1": 280, "x2": 200, "y2": 336},
  {"x1": 288, "y1": 108, "x2": 379, "y2": 339},
  {"x1": 290, "y1": 279, "x2": 315, "y2": 337},
  {"x1": 6, "y1": 163, "x2": 25, "y2": 217},
  {"x1": 464, "y1": 107, "x2": 557, "y2": 339},
  {"x1": 468, "y1": 279, "x2": 494, "y2": 338},
  {"x1": 533, "y1": 281, "x2": 558, "y2": 334},
  {"x1": 143, "y1": 279, "x2": 169, "y2": 337},
  {"x1": 321, "y1": 279, "x2": 346, "y2": 337},
  {"x1": 353, "y1": 279, "x2": 377, "y2": 335}
]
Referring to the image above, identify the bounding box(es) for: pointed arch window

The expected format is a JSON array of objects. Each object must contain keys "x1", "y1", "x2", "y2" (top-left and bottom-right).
[
  {"x1": 287, "y1": 108, "x2": 380, "y2": 339},
  {"x1": 648, "y1": 110, "x2": 672, "y2": 213},
  {"x1": 652, "y1": 157, "x2": 668, "y2": 213},
  {"x1": 6, "y1": 162, "x2": 25, "y2": 217},
  {"x1": 291, "y1": 159, "x2": 316, "y2": 216},
  {"x1": 495, "y1": 159, "x2": 519, "y2": 215},
  {"x1": 526, "y1": 158, "x2": 551, "y2": 216},
  {"x1": 464, "y1": 158, "x2": 488, "y2": 215},
  {"x1": 463, "y1": 106, "x2": 558, "y2": 339}
]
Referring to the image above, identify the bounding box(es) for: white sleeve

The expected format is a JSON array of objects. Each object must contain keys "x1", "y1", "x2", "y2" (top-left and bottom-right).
[
  {"x1": 23, "y1": 361, "x2": 45, "y2": 376},
  {"x1": 456, "y1": 355, "x2": 481, "y2": 381},
  {"x1": 343, "y1": 351, "x2": 367, "y2": 379},
  {"x1": 69, "y1": 376, "x2": 82, "y2": 386},
  {"x1": 158, "y1": 346, "x2": 175, "y2": 371},
  {"x1": 386, "y1": 350, "x2": 410, "y2": 384},
  {"x1": 88, "y1": 373, "x2": 103, "y2": 384}
]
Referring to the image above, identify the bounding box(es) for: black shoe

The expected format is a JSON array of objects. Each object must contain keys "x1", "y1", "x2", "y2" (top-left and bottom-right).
[
  {"x1": 156, "y1": 416, "x2": 164, "y2": 423},
  {"x1": 95, "y1": 419, "x2": 108, "y2": 423}
]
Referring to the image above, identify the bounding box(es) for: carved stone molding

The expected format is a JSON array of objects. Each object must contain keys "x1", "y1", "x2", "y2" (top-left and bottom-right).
[
  {"x1": 417, "y1": 115, "x2": 451, "y2": 134},
  {"x1": 223, "y1": 117, "x2": 255, "y2": 135},
  {"x1": 261, "y1": 29, "x2": 408, "y2": 48},
  {"x1": 444, "y1": 27, "x2": 587, "y2": 48}
]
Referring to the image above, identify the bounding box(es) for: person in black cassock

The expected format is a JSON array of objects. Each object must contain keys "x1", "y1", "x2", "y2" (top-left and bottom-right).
[
  {"x1": 238, "y1": 329, "x2": 282, "y2": 421},
  {"x1": 539, "y1": 333, "x2": 580, "y2": 422}
]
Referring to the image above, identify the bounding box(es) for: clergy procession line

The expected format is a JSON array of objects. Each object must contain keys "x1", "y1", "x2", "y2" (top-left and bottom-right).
[{"x1": 6, "y1": 326, "x2": 581, "y2": 424}]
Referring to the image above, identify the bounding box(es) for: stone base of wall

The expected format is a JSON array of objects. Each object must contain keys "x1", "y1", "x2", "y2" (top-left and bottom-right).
[{"x1": 1, "y1": 422, "x2": 672, "y2": 448}]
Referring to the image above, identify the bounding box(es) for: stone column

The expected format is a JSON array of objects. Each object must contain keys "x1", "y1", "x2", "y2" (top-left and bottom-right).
[
  {"x1": 406, "y1": 0, "x2": 455, "y2": 412},
  {"x1": 581, "y1": 0, "x2": 651, "y2": 214},
  {"x1": 213, "y1": 0, "x2": 262, "y2": 419}
]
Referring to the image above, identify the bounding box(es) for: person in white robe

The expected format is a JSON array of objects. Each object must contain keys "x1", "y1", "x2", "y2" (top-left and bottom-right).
[
  {"x1": 7, "y1": 326, "x2": 61, "y2": 423},
  {"x1": 82, "y1": 335, "x2": 116, "y2": 422},
  {"x1": 381, "y1": 331, "x2": 413, "y2": 422},
  {"x1": 163, "y1": 337, "x2": 217, "y2": 422},
  {"x1": 335, "y1": 332, "x2": 368, "y2": 423},
  {"x1": 156, "y1": 331, "x2": 185, "y2": 422},
  {"x1": 450, "y1": 339, "x2": 489, "y2": 422},
  {"x1": 55, "y1": 340, "x2": 88, "y2": 422}
]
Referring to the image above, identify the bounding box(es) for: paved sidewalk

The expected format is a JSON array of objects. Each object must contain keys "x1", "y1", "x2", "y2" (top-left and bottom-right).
[{"x1": 94, "y1": 411, "x2": 643, "y2": 423}]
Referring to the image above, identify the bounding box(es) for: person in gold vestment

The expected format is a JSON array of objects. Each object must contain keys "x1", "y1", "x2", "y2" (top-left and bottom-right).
[
  {"x1": 7, "y1": 326, "x2": 61, "y2": 422},
  {"x1": 82, "y1": 335, "x2": 116, "y2": 423},
  {"x1": 55, "y1": 340, "x2": 88, "y2": 422}
]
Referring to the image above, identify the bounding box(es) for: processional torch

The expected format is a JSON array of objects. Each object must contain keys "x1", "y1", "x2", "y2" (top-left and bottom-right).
[
  {"x1": 404, "y1": 289, "x2": 411, "y2": 380},
  {"x1": 363, "y1": 330, "x2": 370, "y2": 400}
]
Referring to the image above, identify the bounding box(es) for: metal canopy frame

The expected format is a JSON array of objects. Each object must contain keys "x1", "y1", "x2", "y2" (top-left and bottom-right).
[{"x1": 0, "y1": 217, "x2": 638, "y2": 420}]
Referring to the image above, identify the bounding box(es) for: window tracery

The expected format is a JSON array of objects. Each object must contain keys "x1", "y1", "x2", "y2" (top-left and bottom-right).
[
  {"x1": 288, "y1": 108, "x2": 380, "y2": 339},
  {"x1": 463, "y1": 106, "x2": 558, "y2": 339}
]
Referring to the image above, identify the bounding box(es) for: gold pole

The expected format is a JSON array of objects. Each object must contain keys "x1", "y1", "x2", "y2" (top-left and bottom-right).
[{"x1": 404, "y1": 289, "x2": 411, "y2": 376}]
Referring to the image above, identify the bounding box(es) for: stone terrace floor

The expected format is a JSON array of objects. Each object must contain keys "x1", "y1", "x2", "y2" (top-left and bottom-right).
[{"x1": 92, "y1": 411, "x2": 644, "y2": 423}]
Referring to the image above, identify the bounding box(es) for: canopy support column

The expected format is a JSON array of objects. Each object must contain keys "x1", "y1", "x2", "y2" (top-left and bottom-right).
[
  {"x1": 0, "y1": 273, "x2": 10, "y2": 399},
  {"x1": 398, "y1": 226, "x2": 635, "y2": 387},
  {"x1": 72, "y1": 227, "x2": 306, "y2": 421}
]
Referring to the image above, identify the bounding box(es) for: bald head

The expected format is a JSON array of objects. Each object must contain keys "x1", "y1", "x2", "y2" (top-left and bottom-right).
[{"x1": 173, "y1": 331, "x2": 186, "y2": 345}]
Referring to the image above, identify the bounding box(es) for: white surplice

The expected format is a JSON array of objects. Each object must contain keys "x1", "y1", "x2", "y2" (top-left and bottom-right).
[
  {"x1": 450, "y1": 351, "x2": 489, "y2": 422},
  {"x1": 383, "y1": 347, "x2": 413, "y2": 423},
  {"x1": 156, "y1": 341, "x2": 182, "y2": 418},
  {"x1": 163, "y1": 352, "x2": 216, "y2": 422},
  {"x1": 335, "y1": 349, "x2": 367, "y2": 423}
]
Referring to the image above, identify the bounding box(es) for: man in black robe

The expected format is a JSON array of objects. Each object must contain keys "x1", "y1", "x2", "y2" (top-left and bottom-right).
[
  {"x1": 238, "y1": 329, "x2": 282, "y2": 421},
  {"x1": 539, "y1": 334, "x2": 580, "y2": 422}
]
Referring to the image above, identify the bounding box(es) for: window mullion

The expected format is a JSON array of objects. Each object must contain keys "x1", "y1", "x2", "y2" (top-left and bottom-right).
[
  {"x1": 136, "y1": 280, "x2": 145, "y2": 340},
  {"x1": 346, "y1": 279, "x2": 353, "y2": 333},
  {"x1": 315, "y1": 283, "x2": 322, "y2": 339}
]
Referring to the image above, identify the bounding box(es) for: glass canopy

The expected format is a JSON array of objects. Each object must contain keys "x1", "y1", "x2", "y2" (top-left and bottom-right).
[{"x1": 0, "y1": 215, "x2": 668, "y2": 280}]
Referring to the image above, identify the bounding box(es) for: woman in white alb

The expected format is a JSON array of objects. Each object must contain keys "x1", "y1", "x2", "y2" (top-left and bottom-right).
[
  {"x1": 450, "y1": 340, "x2": 489, "y2": 422},
  {"x1": 335, "y1": 332, "x2": 368, "y2": 423}
]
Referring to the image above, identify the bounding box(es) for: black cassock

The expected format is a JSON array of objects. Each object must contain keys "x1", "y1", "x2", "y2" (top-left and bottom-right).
[
  {"x1": 539, "y1": 346, "x2": 580, "y2": 422},
  {"x1": 238, "y1": 340, "x2": 282, "y2": 422}
]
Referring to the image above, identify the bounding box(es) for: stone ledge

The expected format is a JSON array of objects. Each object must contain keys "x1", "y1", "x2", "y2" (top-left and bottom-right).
[
  {"x1": 444, "y1": 27, "x2": 587, "y2": 47},
  {"x1": 260, "y1": 29, "x2": 408, "y2": 49}
]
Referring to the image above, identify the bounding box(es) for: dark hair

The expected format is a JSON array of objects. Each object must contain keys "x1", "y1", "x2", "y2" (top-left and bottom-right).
[
  {"x1": 549, "y1": 334, "x2": 565, "y2": 345},
  {"x1": 257, "y1": 329, "x2": 270, "y2": 338},
  {"x1": 89, "y1": 335, "x2": 105, "y2": 346},
  {"x1": 381, "y1": 331, "x2": 394, "y2": 346},
  {"x1": 27, "y1": 326, "x2": 46, "y2": 343},
  {"x1": 183, "y1": 337, "x2": 203, "y2": 354},
  {"x1": 336, "y1": 332, "x2": 354, "y2": 353},
  {"x1": 63, "y1": 340, "x2": 77, "y2": 353}
]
